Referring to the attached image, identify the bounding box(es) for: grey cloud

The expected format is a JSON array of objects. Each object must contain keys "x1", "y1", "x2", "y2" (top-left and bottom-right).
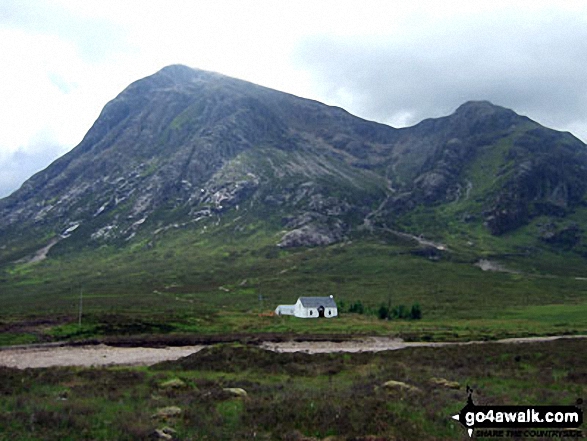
[
  {"x1": 0, "y1": 0, "x2": 129, "y2": 61},
  {"x1": 295, "y1": 11, "x2": 587, "y2": 141},
  {"x1": 0, "y1": 143, "x2": 65, "y2": 199}
]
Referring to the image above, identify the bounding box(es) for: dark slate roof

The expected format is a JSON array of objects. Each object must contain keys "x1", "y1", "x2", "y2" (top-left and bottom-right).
[{"x1": 298, "y1": 296, "x2": 337, "y2": 308}]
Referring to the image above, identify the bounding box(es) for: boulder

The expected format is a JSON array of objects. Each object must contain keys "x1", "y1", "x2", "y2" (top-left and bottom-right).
[
  {"x1": 152, "y1": 429, "x2": 172, "y2": 440},
  {"x1": 277, "y1": 223, "x2": 343, "y2": 248},
  {"x1": 429, "y1": 377, "x2": 460, "y2": 389},
  {"x1": 223, "y1": 387, "x2": 248, "y2": 398},
  {"x1": 152, "y1": 406, "x2": 182, "y2": 419},
  {"x1": 159, "y1": 378, "x2": 186, "y2": 389},
  {"x1": 382, "y1": 380, "x2": 420, "y2": 393}
]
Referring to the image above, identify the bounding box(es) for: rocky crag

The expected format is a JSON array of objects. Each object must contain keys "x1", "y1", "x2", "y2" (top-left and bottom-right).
[{"x1": 1, "y1": 65, "x2": 586, "y2": 264}]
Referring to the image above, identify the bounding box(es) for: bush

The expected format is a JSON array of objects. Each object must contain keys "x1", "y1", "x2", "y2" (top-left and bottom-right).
[
  {"x1": 381, "y1": 303, "x2": 422, "y2": 320},
  {"x1": 378, "y1": 304, "x2": 390, "y2": 320},
  {"x1": 391, "y1": 304, "x2": 409, "y2": 319},
  {"x1": 348, "y1": 301, "x2": 364, "y2": 314},
  {"x1": 410, "y1": 303, "x2": 422, "y2": 320}
]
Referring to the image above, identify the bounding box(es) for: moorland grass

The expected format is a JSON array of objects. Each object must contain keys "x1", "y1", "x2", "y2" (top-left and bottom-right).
[
  {"x1": 0, "y1": 339, "x2": 584, "y2": 440},
  {"x1": 1, "y1": 221, "x2": 587, "y2": 346}
]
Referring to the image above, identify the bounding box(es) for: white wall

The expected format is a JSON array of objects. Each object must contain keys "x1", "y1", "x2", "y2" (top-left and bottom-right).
[
  {"x1": 293, "y1": 299, "x2": 338, "y2": 318},
  {"x1": 324, "y1": 307, "x2": 338, "y2": 318},
  {"x1": 275, "y1": 305, "x2": 295, "y2": 315}
]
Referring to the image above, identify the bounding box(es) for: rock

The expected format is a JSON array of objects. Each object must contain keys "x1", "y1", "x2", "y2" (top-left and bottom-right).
[
  {"x1": 410, "y1": 246, "x2": 442, "y2": 260},
  {"x1": 4, "y1": 64, "x2": 587, "y2": 273},
  {"x1": 152, "y1": 406, "x2": 182, "y2": 419},
  {"x1": 277, "y1": 223, "x2": 343, "y2": 248},
  {"x1": 475, "y1": 259, "x2": 516, "y2": 273},
  {"x1": 413, "y1": 171, "x2": 449, "y2": 202},
  {"x1": 151, "y1": 427, "x2": 177, "y2": 440},
  {"x1": 429, "y1": 377, "x2": 461, "y2": 389},
  {"x1": 483, "y1": 188, "x2": 529, "y2": 235},
  {"x1": 153, "y1": 429, "x2": 172, "y2": 440},
  {"x1": 283, "y1": 430, "x2": 319, "y2": 441},
  {"x1": 382, "y1": 380, "x2": 420, "y2": 393},
  {"x1": 155, "y1": 426, "x2": 177, "y2": 440},
  {"x1": 282, "y1": 212, "x2": 322, "y2": 229},
  {"x1": 223, "y1": 387, "x2": 248, "y2": 398},
  {"x1": 539, "y1": 223, "x2": 581, "y2": 248},
  {"x1": 159, "y1": 378, "x2": 186, "y2": 389}
]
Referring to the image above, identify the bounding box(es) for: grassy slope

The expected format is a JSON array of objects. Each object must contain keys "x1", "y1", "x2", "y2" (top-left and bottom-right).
[
  {"x1": 1, "y1": 204, "x2": 587, "y2": 345},
  {"x1": 396, "y1": 125, "x2": 587, "y2": 274},
  {"x1": 3, "y1": 116, "x2": 587, "y2": 344}
]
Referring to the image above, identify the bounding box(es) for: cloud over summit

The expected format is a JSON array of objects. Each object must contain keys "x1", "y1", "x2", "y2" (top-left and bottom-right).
[
  {"x1": 1, "y1": 0, "x2": 587, "y2": 197},
  {"x1": 295, "y1": 4, "x2": 587, "y2": 139}
]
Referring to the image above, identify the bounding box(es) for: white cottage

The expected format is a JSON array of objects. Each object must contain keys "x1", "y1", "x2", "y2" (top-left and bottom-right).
[{"x1": 275, "y1": 296, "x2": 338, "y2": 318}]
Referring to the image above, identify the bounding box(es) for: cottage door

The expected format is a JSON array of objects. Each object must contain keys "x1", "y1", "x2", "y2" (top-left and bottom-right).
[{"x1": 318, "y1": 305, "x2": 325, "y2": 318}]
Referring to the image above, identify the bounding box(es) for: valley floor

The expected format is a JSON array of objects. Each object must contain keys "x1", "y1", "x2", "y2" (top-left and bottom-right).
[
  {"x1": 0, "y1": 338, "x2": 584, "y2": 440},
  {"x1": 1, "y1": 335, "x2": 585, "y2": 369}
]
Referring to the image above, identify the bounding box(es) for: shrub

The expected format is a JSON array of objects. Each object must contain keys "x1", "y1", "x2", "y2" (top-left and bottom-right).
[
  {"x1": 348, "y1": 301, "x2": 364, "y2": 314},
  {"x1": 410, "y1": 303, "x2": 422, "y2": 320},
  {"x1": 377, "y1": 302, "x2": 422, "y2": 320},
  {"x1": 391, "y1": 304, "x2": 409, "y2": 319},
  {"x1": 378, "y1": 304, "x2": 390, "y2": 320}
]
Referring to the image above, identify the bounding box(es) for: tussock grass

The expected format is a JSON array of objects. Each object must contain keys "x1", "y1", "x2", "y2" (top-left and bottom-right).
[
  {"x1": 0, "y1": 339, "x2": 584, "y2": 440},
  {"x1": 1, "y1": 219, "x2": 587, "y2": 346}
]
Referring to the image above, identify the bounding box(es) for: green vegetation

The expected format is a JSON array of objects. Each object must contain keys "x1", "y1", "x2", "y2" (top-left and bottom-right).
[
  {"x1": 1, "y1": 80, "x2": 587, "y2": 438},
  {"x1": 1, "y1": 214, "x2": 587, "y2": 346},
  {"x1": 2, "y1": 77, "x2": 587, "y2": 351},
  {"x1": 0, "y1": 339, "x2": 584, "y2": 440},
  {"x1": 377, "y1": 302, "x2": 422, "y2": 320}
]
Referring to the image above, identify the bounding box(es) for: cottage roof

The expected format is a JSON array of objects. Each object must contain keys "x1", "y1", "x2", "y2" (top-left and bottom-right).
[{"x1": 298, "y1": 296, "x2": 337, "y2": 308}]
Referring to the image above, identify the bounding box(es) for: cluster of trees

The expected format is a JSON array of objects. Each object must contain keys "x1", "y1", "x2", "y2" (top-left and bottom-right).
[
  {"x1": 347, "y1": 300, "x2": 365, "y2": 314},
  {"x1": 377, "y1": 303, "x2": 421, "y2": 320},
  {"x1": 339, "y1": 300, "x2": 422, "y2": 320}
]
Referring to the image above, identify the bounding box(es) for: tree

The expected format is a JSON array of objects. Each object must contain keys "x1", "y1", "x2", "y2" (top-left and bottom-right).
[
  {"x1": 392, "y1": 304, "x2": 408, "y2": 319},
  {"x1": 349, "y1": 301, "x2": 364, "y2": 314},
  {"x1": 378, "y1": 304, "x2": 390, "y2": 320},
  {"x1": 410, "y1": 303, "x2": 422, "y2": 320}
]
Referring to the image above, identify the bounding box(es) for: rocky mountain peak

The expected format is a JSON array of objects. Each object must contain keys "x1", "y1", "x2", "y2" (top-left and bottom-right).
[
  {"x1": 444, "y1": 100, "x2": 524, "y2": 138},
  {"x1": 455, "y1": 100, "x2": 501, "y2": 113},
  {"x1": 454, "y1": 99, "x2": 518, "y2": 120},
  {"x1": 159, "y1": 63, "x2": 201, "y2": 77},
  {"x1": 1, "y1": 66, "x2": 586, "y2": 265},
  {"x1": 153, "y1": 64, "x2": 229, "y2": 86}
]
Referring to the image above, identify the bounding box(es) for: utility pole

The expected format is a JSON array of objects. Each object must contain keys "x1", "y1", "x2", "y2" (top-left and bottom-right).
[{"x1": 78, "y1": 287, "x2": 83, "y2": 328}]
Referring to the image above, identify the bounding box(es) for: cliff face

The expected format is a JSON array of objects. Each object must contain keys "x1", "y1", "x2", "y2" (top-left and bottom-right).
[
  {"x1": 381, "y1": 101, "x2": 587, "y2": 235},
  {"x1": 1, "y1": 65, "x2": 586, "y2": 265}
]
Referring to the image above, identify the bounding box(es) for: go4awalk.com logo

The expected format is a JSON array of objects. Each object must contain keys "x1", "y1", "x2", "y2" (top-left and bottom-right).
[{"x1": 451, "y1": 387, "x2": 584, "y2": 438}]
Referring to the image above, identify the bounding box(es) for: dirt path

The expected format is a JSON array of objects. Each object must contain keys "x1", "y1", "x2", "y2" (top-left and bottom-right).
[
  {"x1": 0, "y1": 344, "x2": 204, "y2": 369},
  {"x1": 261, "y1": 335, "x2": 587, "y2": 353},
  {"x1": 377, "y1": 226, "x2": 448, "y2": 251},
  {"x1": 0, "y1": 335, "x2": 584, "y2": 369}
]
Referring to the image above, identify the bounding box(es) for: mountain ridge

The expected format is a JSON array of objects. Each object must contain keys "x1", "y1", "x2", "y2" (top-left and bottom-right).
[{"x1": 1, "y1": 65, "x2": 587, "y2": 266}]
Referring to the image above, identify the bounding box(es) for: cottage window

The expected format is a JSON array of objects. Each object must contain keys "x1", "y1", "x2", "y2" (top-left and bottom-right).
[{"x1": 310, "y1": 310, "x2": 313, "y2": 316}]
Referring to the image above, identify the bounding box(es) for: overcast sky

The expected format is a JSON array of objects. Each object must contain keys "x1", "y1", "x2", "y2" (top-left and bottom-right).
[{"x1": 1, "y1": 0, "x2": 587, "y2": 197}]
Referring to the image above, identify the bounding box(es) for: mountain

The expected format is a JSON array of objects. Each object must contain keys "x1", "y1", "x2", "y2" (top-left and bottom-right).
[
  {"x1": 0, "y1": 65, "x2": 399, "y2": 259},
  {"x1": 1, "y1": 65, "x2": 587, "y2": 268},
  {"x1": 384, "y1": 101, "x2": 587, "y2": 235}
]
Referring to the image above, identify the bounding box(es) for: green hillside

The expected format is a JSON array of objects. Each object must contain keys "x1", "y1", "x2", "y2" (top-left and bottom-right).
[
  {"x1": 1, "y1": 66, "x2": 587, "y2": 346},
  {"x1": 2, "y1": 211, "x2": 586, "y2": 346}
]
